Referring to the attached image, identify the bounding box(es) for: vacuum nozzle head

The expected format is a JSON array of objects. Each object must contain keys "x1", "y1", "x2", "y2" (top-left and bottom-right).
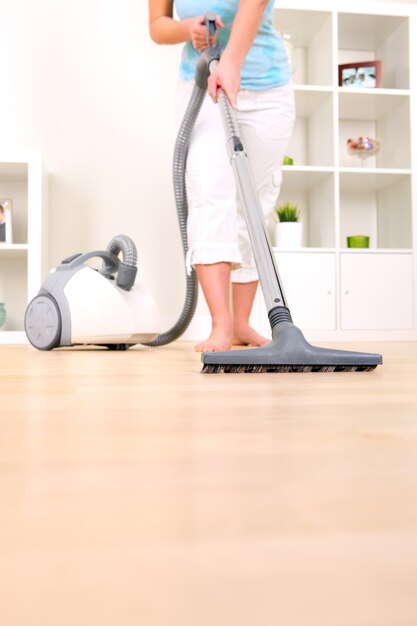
[{"x1": 201, "y1": 322, "x2": 382, "y2": 373}]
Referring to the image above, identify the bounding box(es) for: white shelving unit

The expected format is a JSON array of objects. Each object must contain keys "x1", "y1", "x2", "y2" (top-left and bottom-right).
[
  {"x1": 0, "y1": 151, "x2": 48, "y2": 344},
  {"x1": 254, "y1": 0, "x2": 417, "y2": 341}
]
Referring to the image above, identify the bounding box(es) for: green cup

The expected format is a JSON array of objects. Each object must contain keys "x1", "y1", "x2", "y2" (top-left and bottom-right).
[
  {"x1": 347, "y1": 235, "x2": 370, "y2": 248},
  {"x1": 283, "y1": 155, "x2": 294, "y2": 165}
]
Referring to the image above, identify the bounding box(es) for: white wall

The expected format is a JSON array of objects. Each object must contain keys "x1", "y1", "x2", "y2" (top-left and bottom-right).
[
  {"x1": 0, "y1": 0, "x2": 416, "y2": 322},
  {"x1": 0, "y1": 0, "x2": 184, "y2": 320}
]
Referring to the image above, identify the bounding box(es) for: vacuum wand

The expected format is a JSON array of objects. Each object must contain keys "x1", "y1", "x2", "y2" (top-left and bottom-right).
[{"x1": 211, "y1": 70, "x2": 289, "y2": 316}]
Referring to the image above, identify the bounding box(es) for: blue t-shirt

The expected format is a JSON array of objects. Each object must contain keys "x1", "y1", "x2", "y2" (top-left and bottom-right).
[{"x1": 174, "y1": 0, "x2": 291, "y2": 90}]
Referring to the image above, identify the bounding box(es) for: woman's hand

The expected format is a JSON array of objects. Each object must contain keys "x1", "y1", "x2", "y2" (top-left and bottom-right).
[
  {"x1": 208, "y1": 58, "x2": 240, "y2": 108},
  {"x1": 148, "y1": 2, "x2": 223, "y2": 47},
  {"x1": 184, "y1": 16, "x2": 208, "y2": 50},
  {"x1": 207, "y1": 0, "x2": 270, "y2": 107},
  {"x1": 184, "y1": 14, "x2": 224, "y2": 51}
]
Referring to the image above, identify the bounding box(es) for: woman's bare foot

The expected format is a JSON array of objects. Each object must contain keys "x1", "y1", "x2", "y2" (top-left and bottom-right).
[
  {"x1": 233, "y1": 323, "x2": 270, "y2": 347},
  {"x1": 195, "y1": 333, "x2": 233, "y2": 352},
  {"x1": 195, "y1": 319, "x2": 233, "y2": 352}
]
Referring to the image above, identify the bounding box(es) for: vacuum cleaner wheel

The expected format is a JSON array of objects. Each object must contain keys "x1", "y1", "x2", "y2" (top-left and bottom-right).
[{"x1": 25, "y1": 294, "x2": 62, "y2": 350}]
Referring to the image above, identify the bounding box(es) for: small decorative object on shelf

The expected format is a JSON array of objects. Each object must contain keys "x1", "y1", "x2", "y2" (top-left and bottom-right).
[
  {"x1": 274, "y1": 201, "x2": 303, "y2": 248},
  {"x1": 339, "y1": 61, "x2": 382, "y2": 88},
  {"x1": 0, "y1": 303, "x2": 6, "y2": 329},
  {"x1": 347, "y1": 235, "x2": 370, "y2": 248},
  {"x1": 282, "y1": 155, "x2": 294, "y2": 165},
  {"x1": 347, "y1": 137, "x2": 380, "y2": 166},
  {"x1": 0, "y1": 198, "x2": 13, "y2": 244}
]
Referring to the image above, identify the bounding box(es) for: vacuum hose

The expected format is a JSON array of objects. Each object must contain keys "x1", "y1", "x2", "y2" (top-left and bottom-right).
[
  {"x1": 106, "y1": 234, "x2": 138, "y2": 291},
  {"x1": 104, "y1": 84, "x2": 205, "y2": 346},
  {"x1": 144, "y1": 14, "x2": 221, "y2": 347},
  {"x1": 109, "y1": 15, "x2": 216, "y2": 347},
  {"x1": 143, "y1": 83, "x2": 207, "y2": 347},
  {"x1": 107, "y1": 234, "x2": 137, "y2": 267}
]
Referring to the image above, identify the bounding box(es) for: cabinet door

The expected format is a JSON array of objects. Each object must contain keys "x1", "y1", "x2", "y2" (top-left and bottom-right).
[
  {"x1": 272, "y1": 252, "x2": 336, "y2": 330},
  {"x1": 341, "y1": 253, "x2": 414, "y2": 330}
]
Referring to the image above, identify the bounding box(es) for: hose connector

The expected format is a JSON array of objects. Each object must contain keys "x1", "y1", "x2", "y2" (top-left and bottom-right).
[{"x1": 106, "y1": 234, "x2": 138, "y2": 291}]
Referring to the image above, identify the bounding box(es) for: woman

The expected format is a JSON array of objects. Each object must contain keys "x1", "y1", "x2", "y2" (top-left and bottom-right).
[{"x1": 148, "y1": 0, "x2": 294, "y2": 352}]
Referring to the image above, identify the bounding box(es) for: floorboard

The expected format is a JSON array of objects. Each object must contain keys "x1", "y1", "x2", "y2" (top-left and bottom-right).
[{"x1": 0, "y1": 341, "x2": 416, "y2": 626}]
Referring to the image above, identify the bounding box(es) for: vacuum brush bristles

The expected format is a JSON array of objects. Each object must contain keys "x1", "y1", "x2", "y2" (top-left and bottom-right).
[{"x1": 201, "y1": 307, "x2": 383, "y2": 373}]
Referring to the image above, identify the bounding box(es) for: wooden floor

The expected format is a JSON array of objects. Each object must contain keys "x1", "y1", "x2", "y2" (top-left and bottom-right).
[{"x1": 1, "y1": 340, "x2": 417, "y2": 626}]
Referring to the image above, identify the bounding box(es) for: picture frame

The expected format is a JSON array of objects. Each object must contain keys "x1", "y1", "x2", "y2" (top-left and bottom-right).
[
  {"x1": 339, "y1": 61, "x2": 382, "y2": 89},
  {"x1": 0, "y1": 198, "x2": 13, "y2": 244}
]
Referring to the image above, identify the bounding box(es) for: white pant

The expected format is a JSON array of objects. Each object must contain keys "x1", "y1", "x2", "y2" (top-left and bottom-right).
[{"x1": 175, "y1": 80, "x2": 295, "y2": 283}]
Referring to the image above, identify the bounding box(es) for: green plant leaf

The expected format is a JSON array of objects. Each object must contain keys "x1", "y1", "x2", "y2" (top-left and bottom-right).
[{"x1": 275, "y1": 202, "x2": 299, "y2": 222}]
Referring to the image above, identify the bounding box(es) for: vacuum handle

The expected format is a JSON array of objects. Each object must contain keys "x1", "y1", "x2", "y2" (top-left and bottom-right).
[
  {"x1": 204, "y1": 12, "x2": 221, "y2": 59},
  {"x1": 205, "y1": 12, "x2": 217, "y2": 40},
  {"x1": 59, "y1": 250, "x2": 119, "y2": 274},
  {"x1": 58, "y1": 250, "x2": 137, "y2": 291}
]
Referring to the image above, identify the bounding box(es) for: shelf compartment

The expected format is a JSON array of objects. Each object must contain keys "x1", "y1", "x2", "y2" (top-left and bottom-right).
[
  {"x1": 338, "y1": 13, "x2": 409, "y2": 90},
  {"x1": 0, "y1": 162, "x2": 28, "y2": 183},
  {"x1": 0, "y1": 257, "x2": 28, "y2": 332},
  {"x1": 279, "y1": 169, "x2": 335, "y2": 248},
  {"x1": 339, "y1": 90, "x2": 410, "y2": 119},
  {"x1": 288, "y1": 89, "x2": 334, "y2": 167},
  {"x1": 339, "y1": 169, "x2": 410, "y2": 191},
  {"x1": 0, "y1": 244, "x2": 29, "y2": 259},
  {"x1": 0, "y1": 174, "x2": 29, "y2": 246},
  {"x1": 339, "y1": 171, "x2": 412, "y2": 249},
  {"x1": 273, "y1": 9, "x2": 333, "y2": 86},
  {"x1": 339, "y1": 91, "x2": 410, "y2": 169}
]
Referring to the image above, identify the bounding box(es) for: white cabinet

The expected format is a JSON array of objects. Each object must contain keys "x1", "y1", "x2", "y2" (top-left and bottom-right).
[
  {"x1": 275, "y1": 252, "x2": 336, "y2": 330},
  {"x1": 340, "y1": 253, "x2": 414, "y2": 330},
  {"x1": 254, "y1": 251, "x2": 336, "y2": 338},
  {"x1": 267, "y1": 0, "x2": 417, "y2": 340},
  {"x1": 0, "y1": 151, "x2": 48, "y2": 344}
]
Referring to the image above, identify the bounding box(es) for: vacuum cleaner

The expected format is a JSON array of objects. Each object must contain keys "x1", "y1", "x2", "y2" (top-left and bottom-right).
[
  {"x1": 25, "y1": 13, "x2": 382, "y2": 372},
  {"x1": 24, "y1": 236, "x2": 162, "y2": 350}
]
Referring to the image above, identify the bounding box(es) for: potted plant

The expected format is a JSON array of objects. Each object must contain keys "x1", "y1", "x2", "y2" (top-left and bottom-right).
[{"x1": 274, "y1": 201, "x2": 303, "y2": 248}]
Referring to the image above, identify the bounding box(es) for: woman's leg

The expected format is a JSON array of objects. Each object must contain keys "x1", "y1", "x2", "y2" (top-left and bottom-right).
[
  {"x1": 232, "y1": 281, "x2": 270, "y2": 346},
  {"x1": 176, "y1": 82, "x2": 241, "y2": 352},
  {"x1": 230, "y1": 85, "x2": 295, "y2": 344},
  {"x1": 195, "y1": 268, "x2": 269, "y2": 351},
  {"x1": 194, "y1": 262, "x2": 234, "y2": 352}
]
